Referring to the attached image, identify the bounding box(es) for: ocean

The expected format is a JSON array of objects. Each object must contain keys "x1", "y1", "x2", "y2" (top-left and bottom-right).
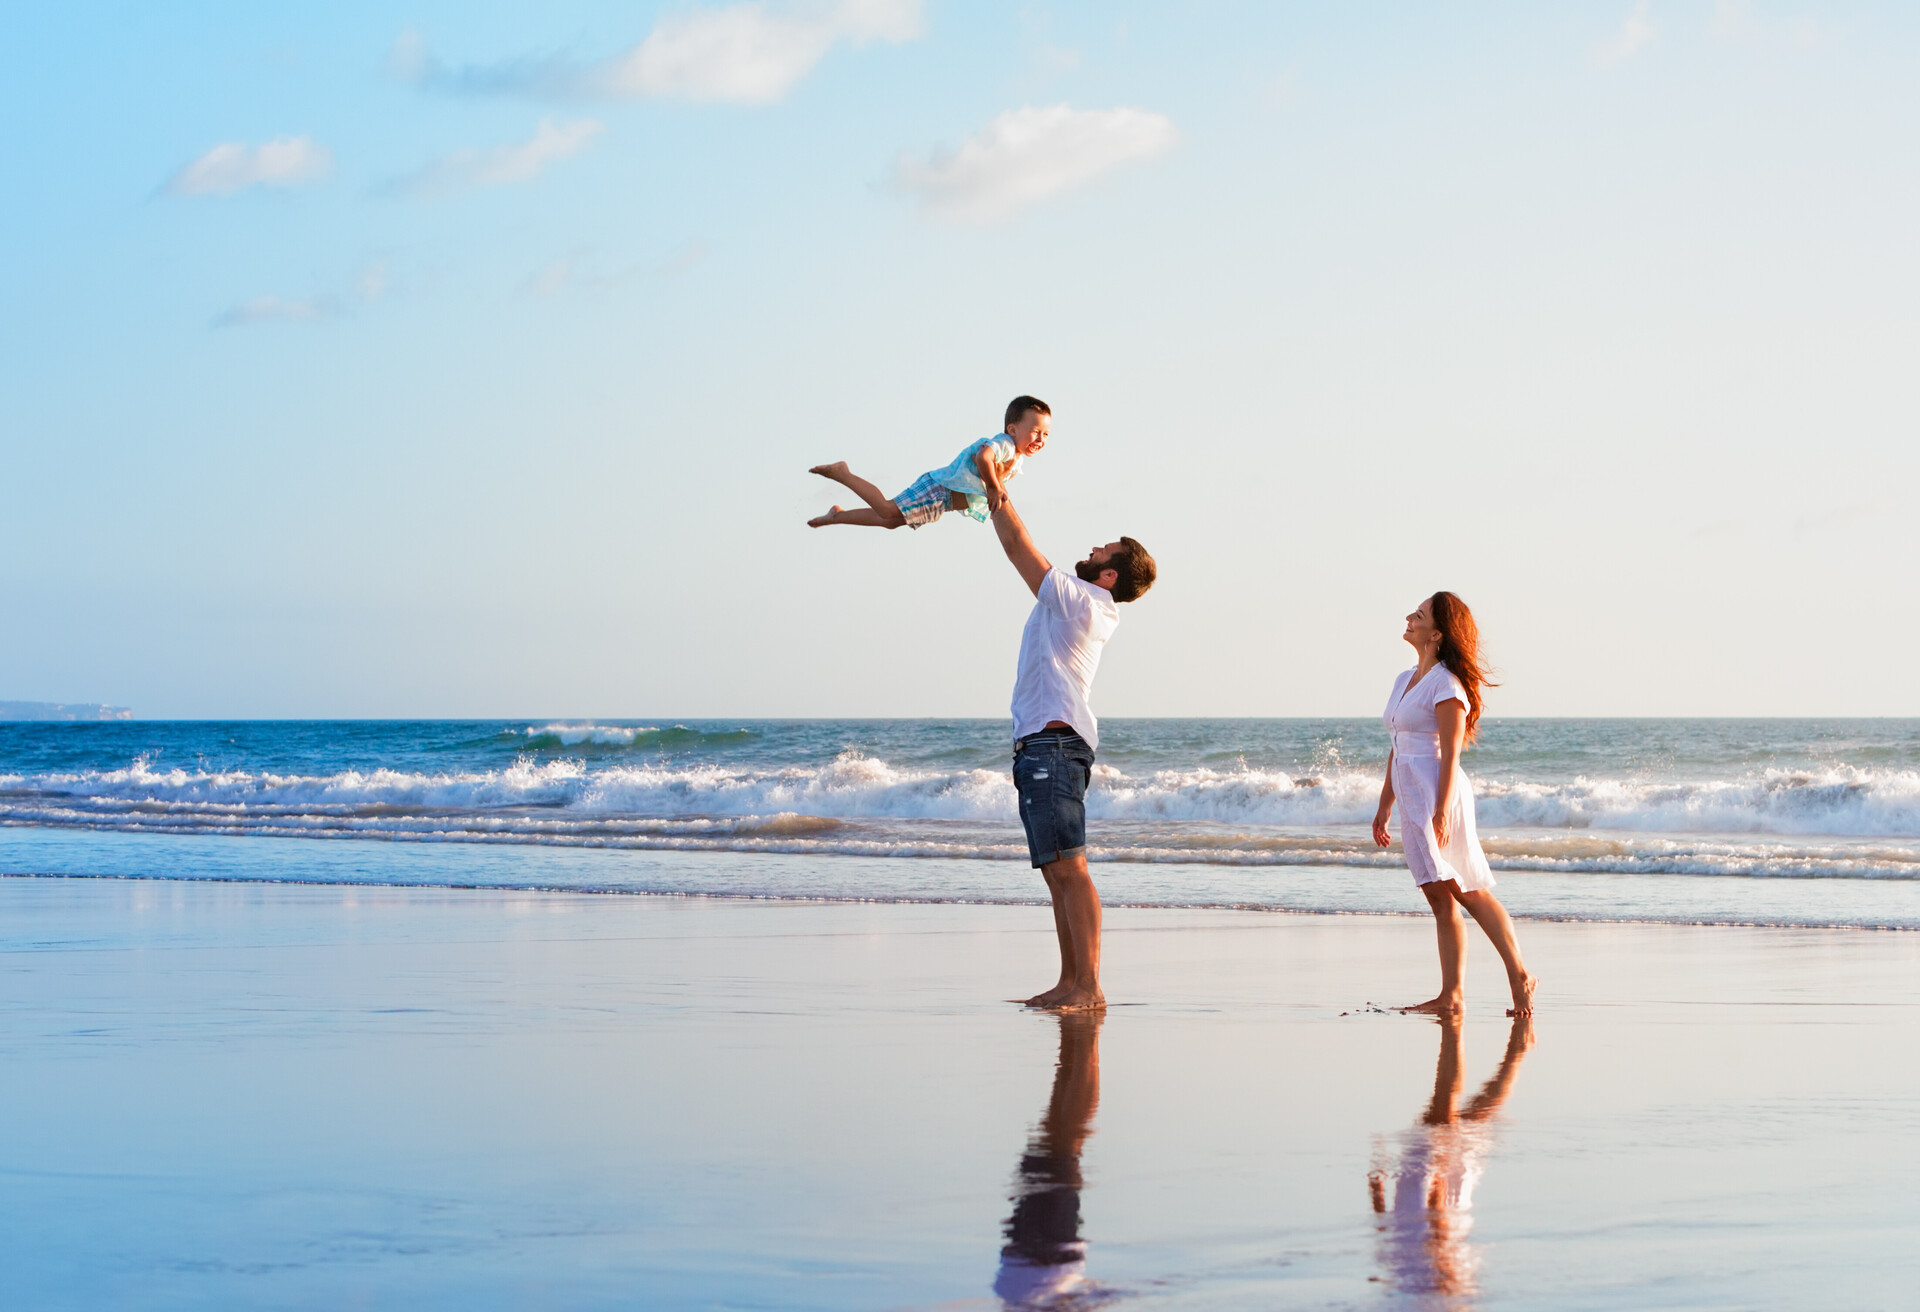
[{"x1": 4, "y1": 717, "x2": 1920, "y2": 927}]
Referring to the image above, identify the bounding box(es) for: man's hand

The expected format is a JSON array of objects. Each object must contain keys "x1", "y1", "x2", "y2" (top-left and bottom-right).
[
  {"x1": 986, "y1": 486, "x2": 1007, "y2": 513},
  {"x1": 990, "y1": 496, "x2": 1051, "y2": 597}
]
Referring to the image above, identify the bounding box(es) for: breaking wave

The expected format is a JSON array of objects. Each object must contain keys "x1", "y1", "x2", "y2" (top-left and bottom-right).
[{"x1": 2, "y1": 751, "x2": 1918, "y2": 878}]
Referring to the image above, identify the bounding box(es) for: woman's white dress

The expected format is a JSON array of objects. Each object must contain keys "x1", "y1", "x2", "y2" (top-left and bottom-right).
[{"x1": 1383, "y1": 666, "x2": 1496, "y2": 892}]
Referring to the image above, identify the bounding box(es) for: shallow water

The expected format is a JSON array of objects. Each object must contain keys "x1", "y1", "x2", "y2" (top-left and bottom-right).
[
  {"x1": 2, "y1": 881, "x2": 1917, "y2": 1309},
  {"x1": 8, "y1": 827, "x2": 1920, "y2": 930}
]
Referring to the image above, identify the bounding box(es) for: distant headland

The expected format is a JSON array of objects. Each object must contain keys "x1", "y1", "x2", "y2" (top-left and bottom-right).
[{"x1": 0, "y1": 701, "x2": 133, "y2": 722}]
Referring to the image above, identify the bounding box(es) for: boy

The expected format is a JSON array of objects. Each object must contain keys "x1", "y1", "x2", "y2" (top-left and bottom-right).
[{"x1": 808, "y1": 396, "x2": 1050, "y2": 529}]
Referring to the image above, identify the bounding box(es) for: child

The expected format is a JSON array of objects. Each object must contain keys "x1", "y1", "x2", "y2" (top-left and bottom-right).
[{"x1": 808, "y1": 396, "x2": 1050, "y2": 529}]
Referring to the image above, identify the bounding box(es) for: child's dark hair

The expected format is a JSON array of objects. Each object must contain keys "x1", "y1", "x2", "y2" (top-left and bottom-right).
[{"x1": 1005, "y1": 395, "x2": 1051, "y2": 430}]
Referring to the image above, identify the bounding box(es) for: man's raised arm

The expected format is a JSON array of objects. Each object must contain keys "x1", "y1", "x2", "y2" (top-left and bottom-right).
[{"x1": 990, "y1": 497, "x2": 1052, "y2": 598}]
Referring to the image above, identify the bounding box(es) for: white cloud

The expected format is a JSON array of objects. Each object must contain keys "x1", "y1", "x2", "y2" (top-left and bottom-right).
[
  {"x1": 399, "y1": 0, "x2": 920, "y2": 104},
  {"x1": 1596, "y1": 0, "x2": 1655, "y2": 64},
  {"x1": 892, "y1": 104, "x2": 1177, "y2": 223},
  {"x1": 396, "y1": 119, "x2": 603, "y2": 198},
  {"x1": 214, "y1": 260, "x2": 393, "y2": 328},
  {"x1": 521, "y1": 241, "x2": 708, "y2": 297},
  {"x1": 168, "y1": 136, "x2": 332, "y2": 197},
  {"x1": 214, "y1": 296, "x2": 330, "y2": 328}
]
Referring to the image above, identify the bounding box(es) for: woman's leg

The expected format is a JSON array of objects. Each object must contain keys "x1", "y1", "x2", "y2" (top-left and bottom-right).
[
  {"x1": 1455, "y1": 889, "x2": 1538, "y2": 1016},
  {"x1": 1402, "y1": 880, "x2": 1466, "y2": 1014}
]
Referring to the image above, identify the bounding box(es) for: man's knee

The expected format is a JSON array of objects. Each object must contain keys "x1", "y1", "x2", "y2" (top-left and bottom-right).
[{"x1": 1042, "y1": 853, "x2": 1091, "y2": 886}]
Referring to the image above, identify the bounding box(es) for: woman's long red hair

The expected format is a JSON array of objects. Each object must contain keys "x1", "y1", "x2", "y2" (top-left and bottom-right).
[{"x1": 1430, "y1": 591, "x2": 1497, "y2": 742}]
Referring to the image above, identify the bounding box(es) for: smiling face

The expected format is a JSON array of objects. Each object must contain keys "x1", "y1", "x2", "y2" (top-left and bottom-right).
[
  {"x1": 1074, "y1": 540, "x2": 1126, "y2": 590},
  {"x1": 1403, "y1": 596, "x2": 1442, "y2": 658},
  {"x1": 1006, "y1": 408, "x2": 1050, "y2": 457}
]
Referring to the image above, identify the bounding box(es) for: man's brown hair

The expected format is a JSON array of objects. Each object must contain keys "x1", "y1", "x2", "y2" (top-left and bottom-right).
[
  {"x1": 1108, "y1": 537, "x2": 1156, "y2": 604},
  {"x1": 1004, "y1": 395, "x2": 1051, "y2": 430}
]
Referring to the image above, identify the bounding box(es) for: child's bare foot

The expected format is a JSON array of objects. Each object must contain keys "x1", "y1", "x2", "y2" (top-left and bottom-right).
[
  {"x1": 807, "y1": 505, "x2": 844, "y2": 528},
  {"x1": 1506, "y1": 971, "x2": 1538, "y2": 1017},
  {"x1": 1401, "y1": 995, "x2": 1464, "y2": 1015},
  {"x1": 809, "y1": 461, "x2": 849, "y2": 480}
]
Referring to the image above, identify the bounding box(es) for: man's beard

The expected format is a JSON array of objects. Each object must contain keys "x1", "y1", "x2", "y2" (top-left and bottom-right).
[{"x1": 1075, "y1": 557, "x2": 1106, "y2": 585}]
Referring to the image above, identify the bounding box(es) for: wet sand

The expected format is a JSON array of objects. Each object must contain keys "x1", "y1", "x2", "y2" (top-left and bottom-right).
[{"x1": 2, "y1": 875, "x2": 1918, "y2": 1308}]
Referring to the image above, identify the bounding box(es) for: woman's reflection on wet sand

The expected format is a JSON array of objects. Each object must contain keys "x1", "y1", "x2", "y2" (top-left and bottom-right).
[
  {"x1": 1369, "y1": 1013, "x2": 1534, "y2": 1307},
  {"x1": 994, "y1": 1011, "x2": 1108, "y2": 1309}
]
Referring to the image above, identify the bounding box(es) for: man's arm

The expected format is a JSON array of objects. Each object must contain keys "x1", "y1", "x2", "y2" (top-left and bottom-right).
[{"x1": 990, "y1": 497, "x2": 1051, "y2": 597}]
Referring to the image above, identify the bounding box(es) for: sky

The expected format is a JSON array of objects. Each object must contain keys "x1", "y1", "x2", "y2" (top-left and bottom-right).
[{"x1": 2, "y1": 0, "x2": 1916, "y2": 719}]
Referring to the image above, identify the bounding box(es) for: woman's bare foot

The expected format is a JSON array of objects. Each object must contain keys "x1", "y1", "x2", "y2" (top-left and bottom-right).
[
  {"x1": 1506, "y1": 971, "x2": 1538, "y2": 1017},
  {"x1": 806, "y1": 505, "x2": 844, "y2": 528},
  {"x1": 1022, "y1": 982, "x2": 1071, "y2": 1007},
  {"x1": 1400, "y1": 995, "x2": 1464, "y2": 1015},
  {"x1": 809, "y1": 461, "x2": 849, "y2": 480}
]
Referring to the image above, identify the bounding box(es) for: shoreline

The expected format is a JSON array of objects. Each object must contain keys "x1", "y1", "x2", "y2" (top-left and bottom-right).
[{"x1": 4, "y1": 863, "x2": 1920, "y2": 932}]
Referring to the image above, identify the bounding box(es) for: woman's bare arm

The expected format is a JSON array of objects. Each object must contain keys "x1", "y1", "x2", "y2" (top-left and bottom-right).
[
  {"x1": 1433, "y1": 698, "x2": 1466, "y2": 845},
  {"x1": 1372, "y1": 750, "x2": 1397, "y2": 847}
]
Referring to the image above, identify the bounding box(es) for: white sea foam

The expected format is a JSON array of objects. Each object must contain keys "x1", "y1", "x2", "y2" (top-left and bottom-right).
[
  {"x1": 525, "y1": 723, "x2": 647, "y2": 746},
  {"x1": 1473, "y1": 766, "x2": 1920, "y2": 836},
  {"x1": 4, "y1": 752, "x2": 1919, "y2": 877}
]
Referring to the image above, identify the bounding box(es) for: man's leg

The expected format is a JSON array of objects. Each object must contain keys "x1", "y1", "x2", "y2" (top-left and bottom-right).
[
  {"x1": 1024, "y1": 882, "x2": 1076, "y2": 1007},
  {"x1": 1015, "y1": 736, "x2": 1100, "y2": 1010},
  {"x1": 1040, "y1": 852, "x2": 1103, "y2": 1011}
]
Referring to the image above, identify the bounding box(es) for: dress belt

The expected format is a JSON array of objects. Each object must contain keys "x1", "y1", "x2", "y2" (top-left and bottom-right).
[{"x1": 1392, "y1": 731, "x2": 1441, "y2": 757}]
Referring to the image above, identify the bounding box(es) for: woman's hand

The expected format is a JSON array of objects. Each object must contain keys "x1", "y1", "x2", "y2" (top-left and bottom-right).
[
  {"x1": 1372, "y1": 806, "x2": 1393, "y2": 848},
  {"x1": 1432, "y1": 808, "x2": 1452, "y2": 847}
]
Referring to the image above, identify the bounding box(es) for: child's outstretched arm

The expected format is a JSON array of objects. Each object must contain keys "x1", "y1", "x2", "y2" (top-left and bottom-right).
[{"x1": 974, "y1": 445, "x2": 1010, "y2": 512}]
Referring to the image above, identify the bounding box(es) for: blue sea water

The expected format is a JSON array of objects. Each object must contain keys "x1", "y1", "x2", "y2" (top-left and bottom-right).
[{"x1": 4, "y1": 718, "x2": 1920, "y2": 925}]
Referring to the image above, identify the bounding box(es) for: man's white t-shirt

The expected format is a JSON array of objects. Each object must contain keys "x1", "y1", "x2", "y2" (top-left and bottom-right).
[{"x1": 1011, "y1": 567, "x2": 1120, "y2": 752}]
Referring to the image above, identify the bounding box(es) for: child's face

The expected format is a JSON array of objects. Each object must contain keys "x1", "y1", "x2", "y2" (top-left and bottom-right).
[{"x1": 1007, "y1": 409, "x2": 1050, "y2": 457}]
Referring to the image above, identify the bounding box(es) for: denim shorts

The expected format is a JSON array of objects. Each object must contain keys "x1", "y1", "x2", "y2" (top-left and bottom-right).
[{"x1": 1013, "y1": 730, "x2": 1094, "y2": 868}]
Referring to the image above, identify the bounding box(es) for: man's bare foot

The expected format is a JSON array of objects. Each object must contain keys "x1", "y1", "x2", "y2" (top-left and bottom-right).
[
  {"x1": 1050, "y1": 987, "x2": 1106, "y2": 1013},
  {"x1": 1506, "y1": 971, "x2": 1538, "y2": 1017},
  {"x1": 1400, "y1": 996, "x2": 1464, "y2": 1015},
  {"x1": 806, "y1": 505, "x2": 844, "y2": 528},
  {"x1": 809, "y1": 461, "x2": 849, "y2": 480}
]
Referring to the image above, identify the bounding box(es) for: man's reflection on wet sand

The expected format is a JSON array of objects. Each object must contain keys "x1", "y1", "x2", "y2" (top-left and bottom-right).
[
  {"x1": 994, "y1": 1011, "x2": 1108, "y2": 1309},
  {"x1": 1368, "y1": 1013, "x2": 1534, "y2": 1307}
]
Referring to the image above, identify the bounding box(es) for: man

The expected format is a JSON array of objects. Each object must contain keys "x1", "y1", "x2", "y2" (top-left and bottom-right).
[{"x1": 990, "y1": 496, "x2": 1156, "y2": 1011}]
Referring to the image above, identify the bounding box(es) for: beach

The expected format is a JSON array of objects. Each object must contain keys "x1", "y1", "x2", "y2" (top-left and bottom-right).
[{"x1": 5, "y1": 873, "x2": 1918, "y2": 1309}]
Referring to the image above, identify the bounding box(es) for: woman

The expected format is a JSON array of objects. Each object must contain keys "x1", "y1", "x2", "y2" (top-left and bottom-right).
[{"x1": 1372, "y1": 592, "x2": 1536, "y2": 1016}]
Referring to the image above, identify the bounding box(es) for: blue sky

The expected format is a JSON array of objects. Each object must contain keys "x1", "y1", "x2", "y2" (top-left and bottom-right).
[{"x1": 2, "y1": 1, "x2": 1915, "y2": 718}]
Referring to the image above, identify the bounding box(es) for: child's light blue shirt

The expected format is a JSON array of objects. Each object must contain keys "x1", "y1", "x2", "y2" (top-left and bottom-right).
[{"x1": 927, "y1": 435, "x2": 1022, "y2": 521}]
